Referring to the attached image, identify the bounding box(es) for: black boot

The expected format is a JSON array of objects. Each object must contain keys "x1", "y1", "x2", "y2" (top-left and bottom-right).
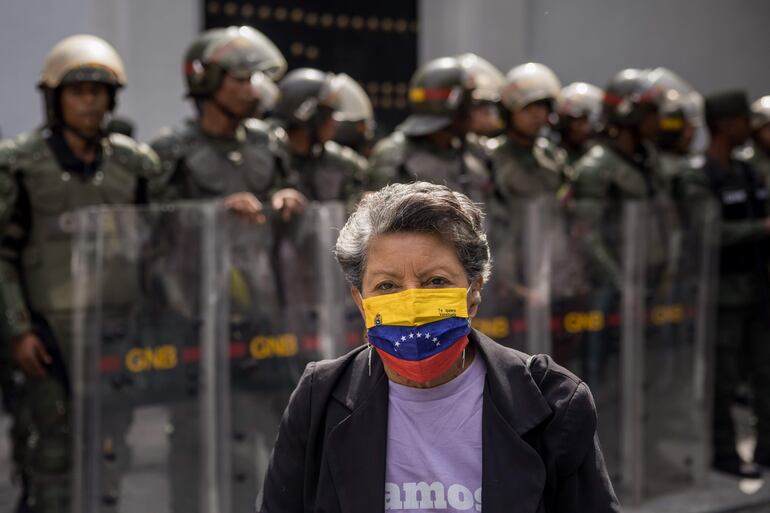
[{"x1": 713, "y1": 453, "x2": 762, "y2": 478}]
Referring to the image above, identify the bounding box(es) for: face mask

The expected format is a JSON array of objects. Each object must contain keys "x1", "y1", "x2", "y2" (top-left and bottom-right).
[{"x1": 361, "y1": 286, "x2": 472, "y2": 383}]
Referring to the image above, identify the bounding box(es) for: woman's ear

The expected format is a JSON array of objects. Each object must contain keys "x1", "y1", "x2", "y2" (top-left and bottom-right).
[
  {"x1": 351, "y1": 286, "x2": 365, "y2": 320},
  {"x1": 467, "y1": 277, "x2": 483, "y2": 318}
]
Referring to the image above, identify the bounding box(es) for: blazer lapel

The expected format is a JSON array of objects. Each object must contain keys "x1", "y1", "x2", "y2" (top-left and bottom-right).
[
  {"x1": 326, "y1": 348, "x2": 389, "y2": 513},
  {"x1": 476, "y1": 330, "x2": 552, "y2": 513},
  {"x1": 324, "y1": 332, "x2": 553, "y2": 513}
]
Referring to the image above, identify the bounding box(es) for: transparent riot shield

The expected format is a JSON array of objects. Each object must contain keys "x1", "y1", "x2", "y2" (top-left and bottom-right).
[
  {"x1": 534, "y1": 197, "x2": 628, "y2": 489},
  {"x1": 637, "y1": 198, "x2": 719, "y2": 500},
  {"x1": 480, "y1": 197, "x2": 626, "y2": 486},
  {"x1": 71, "y1": 203, "x2": 229, "y2": 513},
  {"x1": 476, "y1": 200, "x2": 530, "y2": 351},
  {"x1": 220, "y1": 202, "x2": 361, "y2": 512},
  {"x1": 515, "y1": 197, "x2": 719, "y2": 504}
]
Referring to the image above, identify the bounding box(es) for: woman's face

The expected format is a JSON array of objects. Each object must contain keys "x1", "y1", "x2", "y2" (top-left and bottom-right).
[{"x1": 353, "y1": 231, "x2": 482, "y2": 317}]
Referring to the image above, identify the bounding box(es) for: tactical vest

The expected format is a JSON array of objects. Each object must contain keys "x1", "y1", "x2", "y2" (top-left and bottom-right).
[
  {"x1": 181, "y1": 127, "x2": 278, "y2": 201},
  {"x1": 575, "y1": 143, "x2": 676, "y2": 271},
  {"x1": 703, "y1": 158, "x2": 770, "y2": 275},
  {"x1": 399, "y1": 139, "x2": 491, "y2": 204},
  {"x1": 489, "y1": 137, "x2": 562, "y2": 202},
  {"x1": 18, "y1": 131, "x2": 143, "y2": 315},
  {"x1": 290, "y1": 142, "x2": 362, "y2": 202}
]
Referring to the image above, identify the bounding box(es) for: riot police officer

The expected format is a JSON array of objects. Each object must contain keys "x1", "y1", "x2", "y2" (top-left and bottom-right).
[
  {"x1": 553, "y1": 82, "x2": 603, "y2": 168},
  {"x1": 571, "y1": 68, "x2": 667, "y2": 215},
  {"x1": 151, "y1": 26, "x2": 305, "y2": 219},
  {"x1": 330, "y1": 74, "x2": 376, "y2": 159},
  {"x1": 569, "y1": 69, "x2": 676, "y2": 390},
  {"x1": 269, "y1": 68, "x2": 366, "y2": 203},
  {"x1": 366, "y1": 56, "x2": 492, "y2": 202},
  {"x1": 149, "y1": 26, "x2": 307, "y2": 513},
  {"x1": 571, "y1": 68, "x2": 673, "y2": 284},
  {"x1": 488, "y1": 62, "x2": 565, "y2": 200},
  {"x1": 0, "y1": 34, "x2": 161, "y2": 512},
  {"x1": 681, "y1": 91, "x2": 770, "y2": 477},
  {"x1": 250, "y1": 71, "x2": 280, "y2": 120},
  {"x1": 457, "y1": 52, "x2": 505, "y2": 138},
  {"x1": 648, "y1": 67, "x2": 703, "y2": 198}
]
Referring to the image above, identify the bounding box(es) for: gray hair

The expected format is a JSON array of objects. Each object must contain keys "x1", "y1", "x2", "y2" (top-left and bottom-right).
[{"x1": 334, "y1": 182, "x2": 492, "y2": 290}]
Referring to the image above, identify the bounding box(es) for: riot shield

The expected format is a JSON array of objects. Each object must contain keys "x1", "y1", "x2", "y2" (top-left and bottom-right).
[
  {"x1": 539, "y1": 196, "x2": 627, "y2": 488},
  {"x1": 476, "y1": 199, "x2": 530, "y2": 351},
  {"x1": 219, "y1": 202, "x2": 361, "y2": 512},
  {"x1": 509, "y1": 197, "x2": 718, "y2": 504},
  {"x1": 71, "y1": 203, "x2": 230, "y2": 513},
  {"x1": 637, "y1": 198, "x2": 719, "y2": 500}
]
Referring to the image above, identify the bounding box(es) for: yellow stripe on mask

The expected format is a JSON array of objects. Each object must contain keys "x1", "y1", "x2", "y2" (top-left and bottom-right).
[{"x1": 362, "y1": 287, "x2": 469, "y2": 329}]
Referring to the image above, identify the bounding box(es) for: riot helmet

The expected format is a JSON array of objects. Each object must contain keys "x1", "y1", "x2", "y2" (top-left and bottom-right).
[
  {"x1": 184, "y1": 26, "x2": 287, "y2": 99},
  {"x1": 330, "y1": 74, "x2": 375, "y2": 156},
  {"x1": 39, "y1": 34, "x2": 126, "y2": 127},
  {"x1": 648, "y1": 68, "x2": 702, "y2": 152},
  {"x1": 457, "y1": 53, "x2": 505, "y2": 136},
  {"x1": 500, "y1": 62, "x2": 561, "y2": 112},
  {"x1": 250, "y1": 72, "x2": 280, "y2": 119},
  {"x1": 601, "y1": 68, "x2": 661, "y2": 128},
  {"x1": 398, "y1": 56, "x2": 475, "y2": 137},
  {"x1": 554, "y1": 82, "x2": 602, "y2": 131}
]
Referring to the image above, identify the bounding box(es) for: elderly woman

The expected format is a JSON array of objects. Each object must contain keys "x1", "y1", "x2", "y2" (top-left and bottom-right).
[{"x1": 259, "y1": 182, "x2": 619, "y2": 513}]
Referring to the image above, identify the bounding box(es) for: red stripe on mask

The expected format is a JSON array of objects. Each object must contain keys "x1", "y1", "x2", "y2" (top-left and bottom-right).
[{"x1": 376, "y1": 335, "x2": 470, "y2": 384}]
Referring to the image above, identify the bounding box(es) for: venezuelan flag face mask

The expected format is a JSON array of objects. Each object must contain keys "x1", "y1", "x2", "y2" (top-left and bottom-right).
[{"x1": 361, "y1": 286, "x2": 472, "y2": 383}]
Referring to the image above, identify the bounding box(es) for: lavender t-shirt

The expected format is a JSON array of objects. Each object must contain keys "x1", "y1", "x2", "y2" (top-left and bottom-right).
[{"x1": 384, "y1": 355, "x2": 486, "y2": 512}]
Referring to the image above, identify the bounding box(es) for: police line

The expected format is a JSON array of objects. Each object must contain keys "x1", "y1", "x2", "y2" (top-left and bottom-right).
[{"x1": 67, "y1": 199, "x2": 718, "y2": 511}]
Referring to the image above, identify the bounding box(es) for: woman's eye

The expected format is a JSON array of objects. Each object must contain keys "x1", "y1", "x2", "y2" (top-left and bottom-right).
[
  {"x1": 428, "y1": 277, "x2": 448, "y2": 286},
  {"x1": 376, "y1": 282, "x2": 394, "y2": 291}
]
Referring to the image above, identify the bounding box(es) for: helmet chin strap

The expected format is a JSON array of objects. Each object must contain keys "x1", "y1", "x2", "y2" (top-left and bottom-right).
[
  {"x1": 308, "y1": 112, "x2": 328, "y2": 157},
  {"x1": 507, "y1": 121, "x2": 537, "y2": 146},
  {"x1": 60, "y1": 121, "x2": 105, "y2": 148},
  {"x1": 211, "y1": 97, "x2": 253, "y2": 124}
]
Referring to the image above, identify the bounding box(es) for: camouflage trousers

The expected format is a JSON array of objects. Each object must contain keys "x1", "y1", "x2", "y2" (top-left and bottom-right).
[{"x1": 712, "y1": 304, "x2": 770, "y2": 459}]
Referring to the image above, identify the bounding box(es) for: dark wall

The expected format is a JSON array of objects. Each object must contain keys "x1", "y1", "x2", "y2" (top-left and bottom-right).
[{"x1": 205, "y1": 0, "x2": 418, "y2": 133}]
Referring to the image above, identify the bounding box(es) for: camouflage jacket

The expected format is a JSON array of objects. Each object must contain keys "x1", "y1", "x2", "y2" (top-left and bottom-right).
[
  {"x1": 149, "y1": 118, "x2": 289, "y2": 202},
  {"x1": 0, "y1": 128, "x2": 160, "y2": 340}
]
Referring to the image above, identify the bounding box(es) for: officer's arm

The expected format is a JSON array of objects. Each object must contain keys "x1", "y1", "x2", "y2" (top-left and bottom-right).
[
  {"x1": 148, "y1": 137, "x2": 184, "y2": 202},
  {"x1": 571, "y1": 167, "x2": 623, "y2": 289},
  {"x1": 365, "y1": 141, "x2": 400, "y2": 191},
  {"x1": 343, "y1": 153, "x2": 368, "y2": 211},
  {"x1": 681, "y1": 168, "x2": 770, "y2": 247},
  {"x1": 0, "y1": 171, "x2": 33, "y2": 340}
]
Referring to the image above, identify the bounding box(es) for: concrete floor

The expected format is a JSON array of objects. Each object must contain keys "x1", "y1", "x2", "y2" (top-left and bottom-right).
[{"x1": 1, "y1": 406, "x2": 769, "y2": 513}]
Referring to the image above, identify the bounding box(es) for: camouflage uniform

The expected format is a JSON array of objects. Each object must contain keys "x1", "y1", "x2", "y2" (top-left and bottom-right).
[
  {"x1": 367, "y1": 131, "x2": 491, "y2": 203},
  {"x1": 0, "y1": 34, "x2": 163, "y2": 512},
  {"x1": 659, "y1": 151, "x2": 694, "y2": 200},
  {"x1": 150, "y1": 26, "x2": 296, "y2": 513},
  {"x1": 682, "y1": 153, "x2": 770, "y2": 464},
  {"x1": 0, "y1": 127, "x2": 160, "y2": 512},
  {"x1": 150, "y1": 118, "x2": 289, "y2": 202}
]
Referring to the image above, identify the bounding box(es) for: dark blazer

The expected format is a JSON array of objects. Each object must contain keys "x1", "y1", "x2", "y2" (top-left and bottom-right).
[{"x1": 259, "y1": 329, "x2": 620, "y2": 513}]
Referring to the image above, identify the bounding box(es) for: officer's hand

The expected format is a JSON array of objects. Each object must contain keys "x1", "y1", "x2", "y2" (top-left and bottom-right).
[
  {"x1": 12, "y1": 333, "x2": 51, "y2": 379},
  {"x1": 224, "y1": 192, "x2": 266, "y2": 224},
  {"x1": 272, "y1": 188, "x2": 307, "y2": 221}
]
